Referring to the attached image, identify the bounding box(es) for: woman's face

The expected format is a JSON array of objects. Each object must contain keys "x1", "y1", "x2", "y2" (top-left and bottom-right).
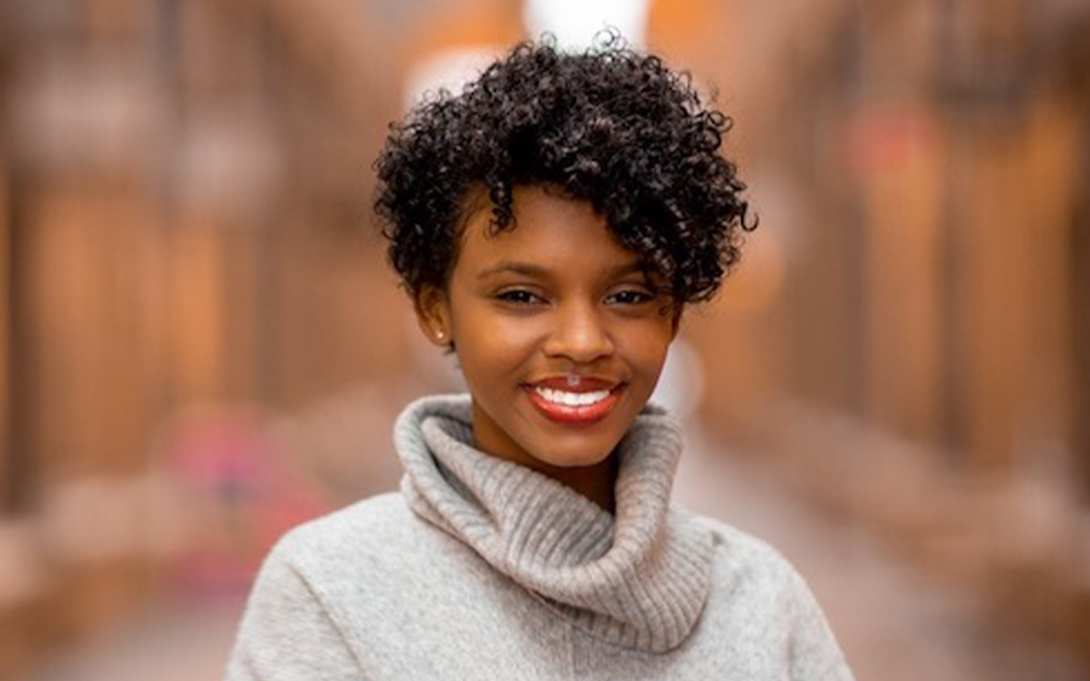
[{"x1": 416, "y1": 185, "x2": 678, "y2": 472}]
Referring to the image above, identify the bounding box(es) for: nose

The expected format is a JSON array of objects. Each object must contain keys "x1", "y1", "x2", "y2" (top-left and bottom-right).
[{"x1": 542, "y1": 301, "x2": 615, "y2": 363}]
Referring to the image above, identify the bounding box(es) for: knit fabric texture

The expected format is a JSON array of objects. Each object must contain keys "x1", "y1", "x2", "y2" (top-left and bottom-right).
[
  {"x1": 397, "y1": 394, "x2": 713, "y2": 652},
  {"x1": 225, "y1": 394, "x2": 856, "y2": 681}
]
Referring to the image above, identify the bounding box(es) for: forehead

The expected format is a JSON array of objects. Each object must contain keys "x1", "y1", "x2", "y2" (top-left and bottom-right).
[{"x1": 454, "y1": 185, "x2": 641, "y2": 273}]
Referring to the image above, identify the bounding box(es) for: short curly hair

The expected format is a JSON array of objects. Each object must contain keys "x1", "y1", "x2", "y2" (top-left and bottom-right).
[{"x1": 374, "y1": 34, "x2": 753, "y2": 305}]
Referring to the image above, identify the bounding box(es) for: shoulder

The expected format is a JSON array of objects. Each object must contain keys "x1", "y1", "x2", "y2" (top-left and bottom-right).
[
  {"x1": 250, "y1": 492, "x2": 478, "y2": 625},
  {"x1": 278, "y1": 492, "x2": 412, "y2": 547},
  {"x1": 227, "y1": 494, "x2": 425, "y2": 680},
  {"x1": 681, "y1": 510, "x2": 820, "y2": 613},
  {"x1": 682, "y1": 511, "x2": 855, "y2": 679},
  {"x1": 690, "y1": 512, "x2": 800, "y2": 579},
  {"x1": 266, "y1": 492, "x2": 436, "y2": 578}
]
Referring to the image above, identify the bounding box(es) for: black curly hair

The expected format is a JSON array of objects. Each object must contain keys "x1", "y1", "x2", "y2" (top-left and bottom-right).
[{"x1": 374, "y1": 34, "x2": 753, "y2": 306}]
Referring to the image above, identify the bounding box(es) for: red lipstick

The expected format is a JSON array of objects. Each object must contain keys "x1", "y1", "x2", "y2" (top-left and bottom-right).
[{"x1": 524, "y1": 376, "x2": 623, "y2": 426}]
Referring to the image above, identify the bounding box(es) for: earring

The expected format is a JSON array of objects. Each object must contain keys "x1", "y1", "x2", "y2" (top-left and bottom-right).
[{"x1": 435, "y1": 330, "x2": 446, "y2": 343}]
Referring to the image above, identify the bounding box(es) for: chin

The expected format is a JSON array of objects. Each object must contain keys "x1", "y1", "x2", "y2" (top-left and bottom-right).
[{"x1": 528, "y1": 434, "x2": 622, "y2": 470}]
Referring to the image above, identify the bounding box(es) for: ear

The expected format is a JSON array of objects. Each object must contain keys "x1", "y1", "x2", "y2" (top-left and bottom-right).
[
  {"x1": 414, "y1": 285, "x2": 452, "y2": 347},
  {"x1": 667, "y1": 301, "x2": 684, "y2": 340}
]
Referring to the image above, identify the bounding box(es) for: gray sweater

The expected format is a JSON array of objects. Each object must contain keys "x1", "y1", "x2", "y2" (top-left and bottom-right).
[{"x1": 225, "y1": 395, "x2": 854, "y2": 680}]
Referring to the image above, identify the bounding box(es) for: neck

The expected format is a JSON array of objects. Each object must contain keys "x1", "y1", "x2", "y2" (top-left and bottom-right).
[
  {"x1": 471, "y1": 436, "x2": 619, "y2": 513},
  {"x1": 529, "y1": 453, "x2": 618, "y2": 513},
  {"x1": 468, "y1": 401, "x2": 620, "y2": 513}
]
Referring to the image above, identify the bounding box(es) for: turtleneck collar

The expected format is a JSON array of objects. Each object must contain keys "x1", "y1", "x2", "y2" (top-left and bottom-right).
[{"x1": 395, "y1": 394, "x2": 713, "y2": 653}]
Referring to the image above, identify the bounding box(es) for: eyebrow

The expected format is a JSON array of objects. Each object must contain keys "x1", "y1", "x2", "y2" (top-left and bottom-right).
[{"x1": 477, "y1": 260, "x2": 647, "y2": 279}]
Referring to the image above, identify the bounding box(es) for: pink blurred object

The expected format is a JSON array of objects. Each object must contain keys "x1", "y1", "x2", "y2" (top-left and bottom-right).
[{"x1": 161, "y1": 406, "x2": 332, "y2": 600}]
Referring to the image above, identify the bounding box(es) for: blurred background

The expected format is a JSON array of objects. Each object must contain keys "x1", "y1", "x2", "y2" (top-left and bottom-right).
[{"x1": 0, "y1": 0, "x2": 1088, "y2": 679}]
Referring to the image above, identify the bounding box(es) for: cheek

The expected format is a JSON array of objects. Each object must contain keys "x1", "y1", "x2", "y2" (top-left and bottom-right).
[
  {"x1": 453, "y1": 310, "x2": 544, "y2": 372},
  {"x1": 622, "y1": 321, "x2": 675, "y2": 377}
]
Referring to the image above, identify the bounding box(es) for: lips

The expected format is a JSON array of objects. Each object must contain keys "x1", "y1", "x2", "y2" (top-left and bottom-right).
[{"x1": 524, "y1": 376, "x2": 623, "y2": 426}]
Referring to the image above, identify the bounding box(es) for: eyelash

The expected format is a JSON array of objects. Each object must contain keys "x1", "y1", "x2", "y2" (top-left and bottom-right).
[{"x1": 605, "y1": 289, "x2": 656, "y2": 305}]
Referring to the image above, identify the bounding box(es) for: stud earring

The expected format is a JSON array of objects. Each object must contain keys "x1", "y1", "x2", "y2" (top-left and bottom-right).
[{"x1": 435, "y1": 330, "x2": 446, "y2": 343}]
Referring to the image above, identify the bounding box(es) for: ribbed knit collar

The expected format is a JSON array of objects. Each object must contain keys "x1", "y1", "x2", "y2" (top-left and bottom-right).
[{"x1": 395, "y1": 394, "x2": 713, "y2": 653}]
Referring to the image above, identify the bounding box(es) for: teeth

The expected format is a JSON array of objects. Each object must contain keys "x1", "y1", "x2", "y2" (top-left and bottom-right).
[{"x1": 534, "y1": 387, "x2": 611, "y2": 407}]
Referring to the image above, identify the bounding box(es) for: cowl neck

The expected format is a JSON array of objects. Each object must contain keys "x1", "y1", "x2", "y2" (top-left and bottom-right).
[{"x1": 396, "y1": 394, "x2": 713, "y2": 652}]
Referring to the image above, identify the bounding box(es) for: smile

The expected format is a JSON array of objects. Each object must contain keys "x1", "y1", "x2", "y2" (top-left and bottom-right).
[
  {"x1": 524, "y1": 379, "x2": 623, "y2": 426},
  {"x1": 533, "y1": 387, "x2": 611, "y2": 407}
]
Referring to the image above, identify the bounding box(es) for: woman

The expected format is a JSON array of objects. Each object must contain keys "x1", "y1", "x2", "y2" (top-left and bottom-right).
[{"x1": 225, "y1": 35, "x2": 854, "y2": 681}]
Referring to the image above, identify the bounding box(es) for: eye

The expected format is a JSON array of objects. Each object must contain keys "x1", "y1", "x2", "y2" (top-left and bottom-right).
[
  {"x1": 495, "y1": 288, "x2": 546, "y2": 305},
  {"x1": 605, "y1": 288, "x2": 657, "y2": 306}
]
